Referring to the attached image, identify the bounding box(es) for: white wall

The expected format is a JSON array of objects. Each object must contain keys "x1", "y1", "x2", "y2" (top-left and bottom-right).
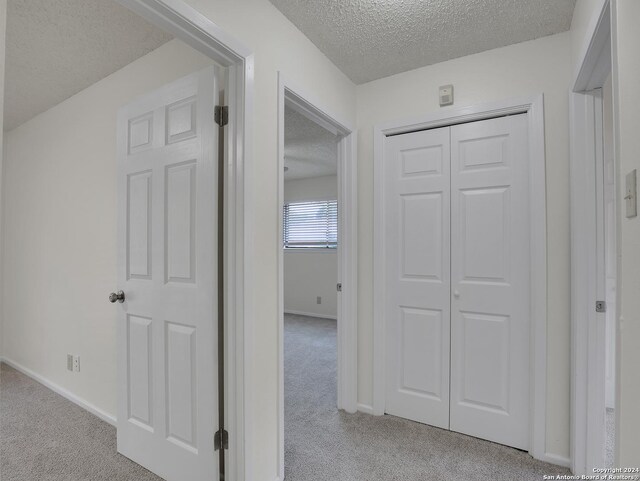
[
  {"x1": 284, "y1": 175, "x2": 338, "y2": 319},
  {"x1": 356, "y1": 32, "x2": 573, "y2": 460},
  {"x1": 602, "y1": 74, "x2": 616, "y2": 410},
  {"x1": 1, "y1": 39, "x2": 213, "y2": 417},
  {"x1": 285, "y1": 174, "x2": 337, "y2": 203},
  {"x1": 0, "y1": 0, "x2": 6, "y2": 359},
  {"x1": 570, "y1": 0, "x2": 607, "y2": 73},
  {"x1": 611, "y1": 0, "x2": 640, "y2": 466}
]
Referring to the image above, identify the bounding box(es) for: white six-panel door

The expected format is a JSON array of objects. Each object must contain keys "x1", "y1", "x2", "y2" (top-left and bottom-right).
[
  {"x1": 385, "y1": 127, "x2": 451, "y2": 429},
  {"x1": 384, "y1": 114, "x2": 531, "y2": 450},
  {"x1": 116, "y1": 66, "x2": 220, "y2": 481},
  {"x1": 449, "y1": 114, "x2": 530, "y2": 450}
]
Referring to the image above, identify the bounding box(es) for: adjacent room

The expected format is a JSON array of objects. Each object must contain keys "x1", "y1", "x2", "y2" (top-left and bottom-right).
[
  {"x1": 281, "y1": 104, "x2": 340, "y2": 479},
  {"x1": 1, "y1": 0, "x2": 639, "y2": 480}
]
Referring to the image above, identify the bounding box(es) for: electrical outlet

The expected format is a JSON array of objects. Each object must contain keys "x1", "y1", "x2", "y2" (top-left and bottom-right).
[
  {"x1": 73, "y1": 355, "x2": 81, "y2": 373},
  {"x1": 317, "y1": 296, "x2": 322, "y2": 304},
  {"x1": 67, "y1": 354, "x2": 73, "y2": 372}
]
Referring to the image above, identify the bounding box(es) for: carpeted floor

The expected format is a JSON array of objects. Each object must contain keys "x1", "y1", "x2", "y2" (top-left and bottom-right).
[
  {"x1": 0, "y1": 362, "x2": 162, "y2": 481},
  {"x1": 0, "y1": 315, "x2": 573, "y2": 481},
  {"x1": 284, "y1": 313, "x2": 572, "y2": 481},
  {"x1": 606, "y1": 408, "x2": 615, "y2": 468}
]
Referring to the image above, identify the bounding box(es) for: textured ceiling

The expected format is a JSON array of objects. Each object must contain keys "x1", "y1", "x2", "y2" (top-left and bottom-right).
[
  {"x1": 4, "y1": 0, "x2": 173, "y2": 131},
  {"x1": 269, "y1": 0, "x2": 576, "y2": 84},
  {"x1": 284, "y1": 106, "x2": 338, "y2": 181}
]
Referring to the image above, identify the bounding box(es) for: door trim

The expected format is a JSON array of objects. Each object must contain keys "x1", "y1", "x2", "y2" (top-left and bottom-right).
[
  {"x1": 372, "y1": 94, "x2": 548, "y2": 462},
  {"x1": 113, "y1": 1, "x2": 253, "y2": 480},
  {"x1": 276, "y1": 72, "x2": 358, "y2": 481},
  {"x1": 569, "y1": 0, "x2": 616, "y2": 474}
]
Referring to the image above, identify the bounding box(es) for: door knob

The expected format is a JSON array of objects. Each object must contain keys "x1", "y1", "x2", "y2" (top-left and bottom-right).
[
  {"x1": 109, "y1": 290, "x2": 125, "y2": 303},
  {"x1": 454, "y1": 289, "x2": 460, "y2": 298}
]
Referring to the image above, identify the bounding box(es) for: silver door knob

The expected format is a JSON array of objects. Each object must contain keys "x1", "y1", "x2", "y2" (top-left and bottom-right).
[
  {"x1": 453, "y1": 289, "x2": 460, "y2": 298},
  {"x1": 109, "y1": 290, "x2": 125, "y2": 303}
]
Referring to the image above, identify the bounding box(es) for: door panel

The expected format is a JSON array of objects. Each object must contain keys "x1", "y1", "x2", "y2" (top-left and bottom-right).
[
  {"x1": 117, "y1": 66, "x2": 220, "y2": 481},
  {"x1": 450, "y1": 114, "x2": 530, "y2": 450},
  {"x1": 385, "y1": 127, "x2": 451, "y2": 429}
]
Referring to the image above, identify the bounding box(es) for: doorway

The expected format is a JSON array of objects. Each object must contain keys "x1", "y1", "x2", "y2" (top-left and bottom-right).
[
  {"x1": 373, "y1": 95, "x2": 549, "y2": 461},
  {"x1": 569, "y1": 0, "x2": 617, "y2": 474},
  {"x1": 382, "y1": 113, "x2": 531, "y2": 450},
  {"x1": 276, "y1": 75, "x2": 358, "y2": 479}
]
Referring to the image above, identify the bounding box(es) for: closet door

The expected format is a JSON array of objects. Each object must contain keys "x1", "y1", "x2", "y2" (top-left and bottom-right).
[
  {"x1": 449, "y1": 114, "x2": 530, "y2": 450},
  {"x1": 384, "y1": 127, "x2": 451, "y2": 429}
]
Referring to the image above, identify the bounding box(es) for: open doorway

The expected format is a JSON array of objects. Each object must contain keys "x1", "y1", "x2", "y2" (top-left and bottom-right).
[
  {"x1": 569, "y1": 0, "x2": 618, "y2": 473},
  {"x1": 282, "y1": 103, "x2": 340, "y2": 477},
  {"x1": 276, "y1": 78, "x2": 358, "y2": 479}
]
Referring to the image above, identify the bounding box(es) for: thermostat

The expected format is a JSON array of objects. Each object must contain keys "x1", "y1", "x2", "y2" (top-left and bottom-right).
[{"x1": 439, "y1": 84, "x2": 454, "y2": 106}]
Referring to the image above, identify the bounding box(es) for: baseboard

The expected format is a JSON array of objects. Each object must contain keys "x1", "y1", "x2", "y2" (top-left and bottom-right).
[
  {"x1": 538, "y1": 452, "x2": 572, "y2": 469},
  {"x1": 357, "y1": 403, "x2": 374, "y2": 415},
  {"x1": 0, "y1": 357, "x2": 117, "y2": 427},
  {"x1": 284, "y1": 309, "x2": 337, "y2": 320}
]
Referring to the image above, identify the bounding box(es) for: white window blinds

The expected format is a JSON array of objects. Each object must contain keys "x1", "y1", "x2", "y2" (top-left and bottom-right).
[{"x1": 283, "y1": 200, "x2": 338, "y2": 249}]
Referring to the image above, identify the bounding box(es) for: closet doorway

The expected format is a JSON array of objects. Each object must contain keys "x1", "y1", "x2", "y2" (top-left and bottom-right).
[{"x1": 373, "y1": 97, "x2": 548, "y2": 459}]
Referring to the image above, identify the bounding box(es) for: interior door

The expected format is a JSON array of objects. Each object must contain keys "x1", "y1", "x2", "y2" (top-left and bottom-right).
[
  {"x1": 449, "y1": 114, "x2": 530, "y2": 450},
  {"x1": 384, "y1": 126, "x2": 451, "y2": 429},
  {"x1": 116, "y1": 66, "x2": 220, "y2": 481}
]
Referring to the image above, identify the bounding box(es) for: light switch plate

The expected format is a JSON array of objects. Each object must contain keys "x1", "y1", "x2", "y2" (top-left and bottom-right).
[{"x1": 625, "y1": 169, "x2": 637, "y2": 218}]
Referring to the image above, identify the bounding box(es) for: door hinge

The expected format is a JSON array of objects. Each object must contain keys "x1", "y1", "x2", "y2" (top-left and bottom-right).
[
  {"x1": 596, "y1": 301, "x2": 607, "y2": 313},
  {"x1": 214, "y1": 429, "x2": 229, "y2": 451},
  {"x1": 215, "y1": 105, "x2": 228, "y2": 127},
  {"x1": 337, "y1": 283, "x2": 342, "y2": 292}
]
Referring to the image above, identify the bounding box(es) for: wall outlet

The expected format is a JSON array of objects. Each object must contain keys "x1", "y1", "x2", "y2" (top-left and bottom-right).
[
  {"x1": 317, "y1": 296, "x2": 322, "y2": 304},
  {"x1": 73, "y1": 355, "x2": 81, "y2": 372},
  {"x1": 67, "y1": 354, "x2": 74, "y2": 371}
]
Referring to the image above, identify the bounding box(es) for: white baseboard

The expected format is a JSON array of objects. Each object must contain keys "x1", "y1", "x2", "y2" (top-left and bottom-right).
[
  {"x1": 284, "y1": 309, "x2": 337, "y2": 320},
  {"x1": 0, "y1": 357, "x2": 117, "y2": 427},
  {"x1": 357, "y1": 403, "x2": 374, "y2": 415},
  {"x1": 538, "y1": 452, "x2": 572, "y2": 469}
]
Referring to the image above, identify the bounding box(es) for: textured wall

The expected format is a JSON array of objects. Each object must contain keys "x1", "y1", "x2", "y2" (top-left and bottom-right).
[{"x1": 356, "y1": 32, "x2": 573, "y2": 461}]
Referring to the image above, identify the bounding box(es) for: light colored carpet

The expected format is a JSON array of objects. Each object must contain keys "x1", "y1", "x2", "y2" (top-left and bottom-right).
[
  {"x1": 606, "y1": 408, "x2": 615, "y2": 468},
  {"x1": 0, "y1": 362, "x2": 163, "y2": 481},
  {"x1": 284, "y1": 313, "x2": 572, "y2": 481}
]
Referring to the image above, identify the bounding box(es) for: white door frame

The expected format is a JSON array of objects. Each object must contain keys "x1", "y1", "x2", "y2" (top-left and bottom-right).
[
  {"x1": 277, "y1": 72, "x2": 358, "y2": 480},
  {"x1": 569, "y1": 0, "x2": 616, "y2": 474},
  {"x1": 372, "y1": 95, "x2": 549, "y2": 463},
  {"x1": 114, "y1": 1, "x2": 253, "y2": 479}
]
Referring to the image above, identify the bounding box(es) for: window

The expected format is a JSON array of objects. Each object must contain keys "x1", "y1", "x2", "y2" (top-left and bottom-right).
[{"x1": 283, "y1": 200, "x2": 338, "y2": 249}]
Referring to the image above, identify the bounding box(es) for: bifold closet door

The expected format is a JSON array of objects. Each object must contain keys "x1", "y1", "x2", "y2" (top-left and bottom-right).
[
  {"x1": 384, "y1": 126, "x2": 451, "y2": 429},
  {"x1": 449, "y1": 114, "x2": 531, "y2": 450}
]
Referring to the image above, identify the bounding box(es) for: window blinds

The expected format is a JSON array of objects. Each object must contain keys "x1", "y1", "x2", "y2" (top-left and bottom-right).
[{"x1": 283, "y1": 200, "x2": 338, "y2": 249}]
